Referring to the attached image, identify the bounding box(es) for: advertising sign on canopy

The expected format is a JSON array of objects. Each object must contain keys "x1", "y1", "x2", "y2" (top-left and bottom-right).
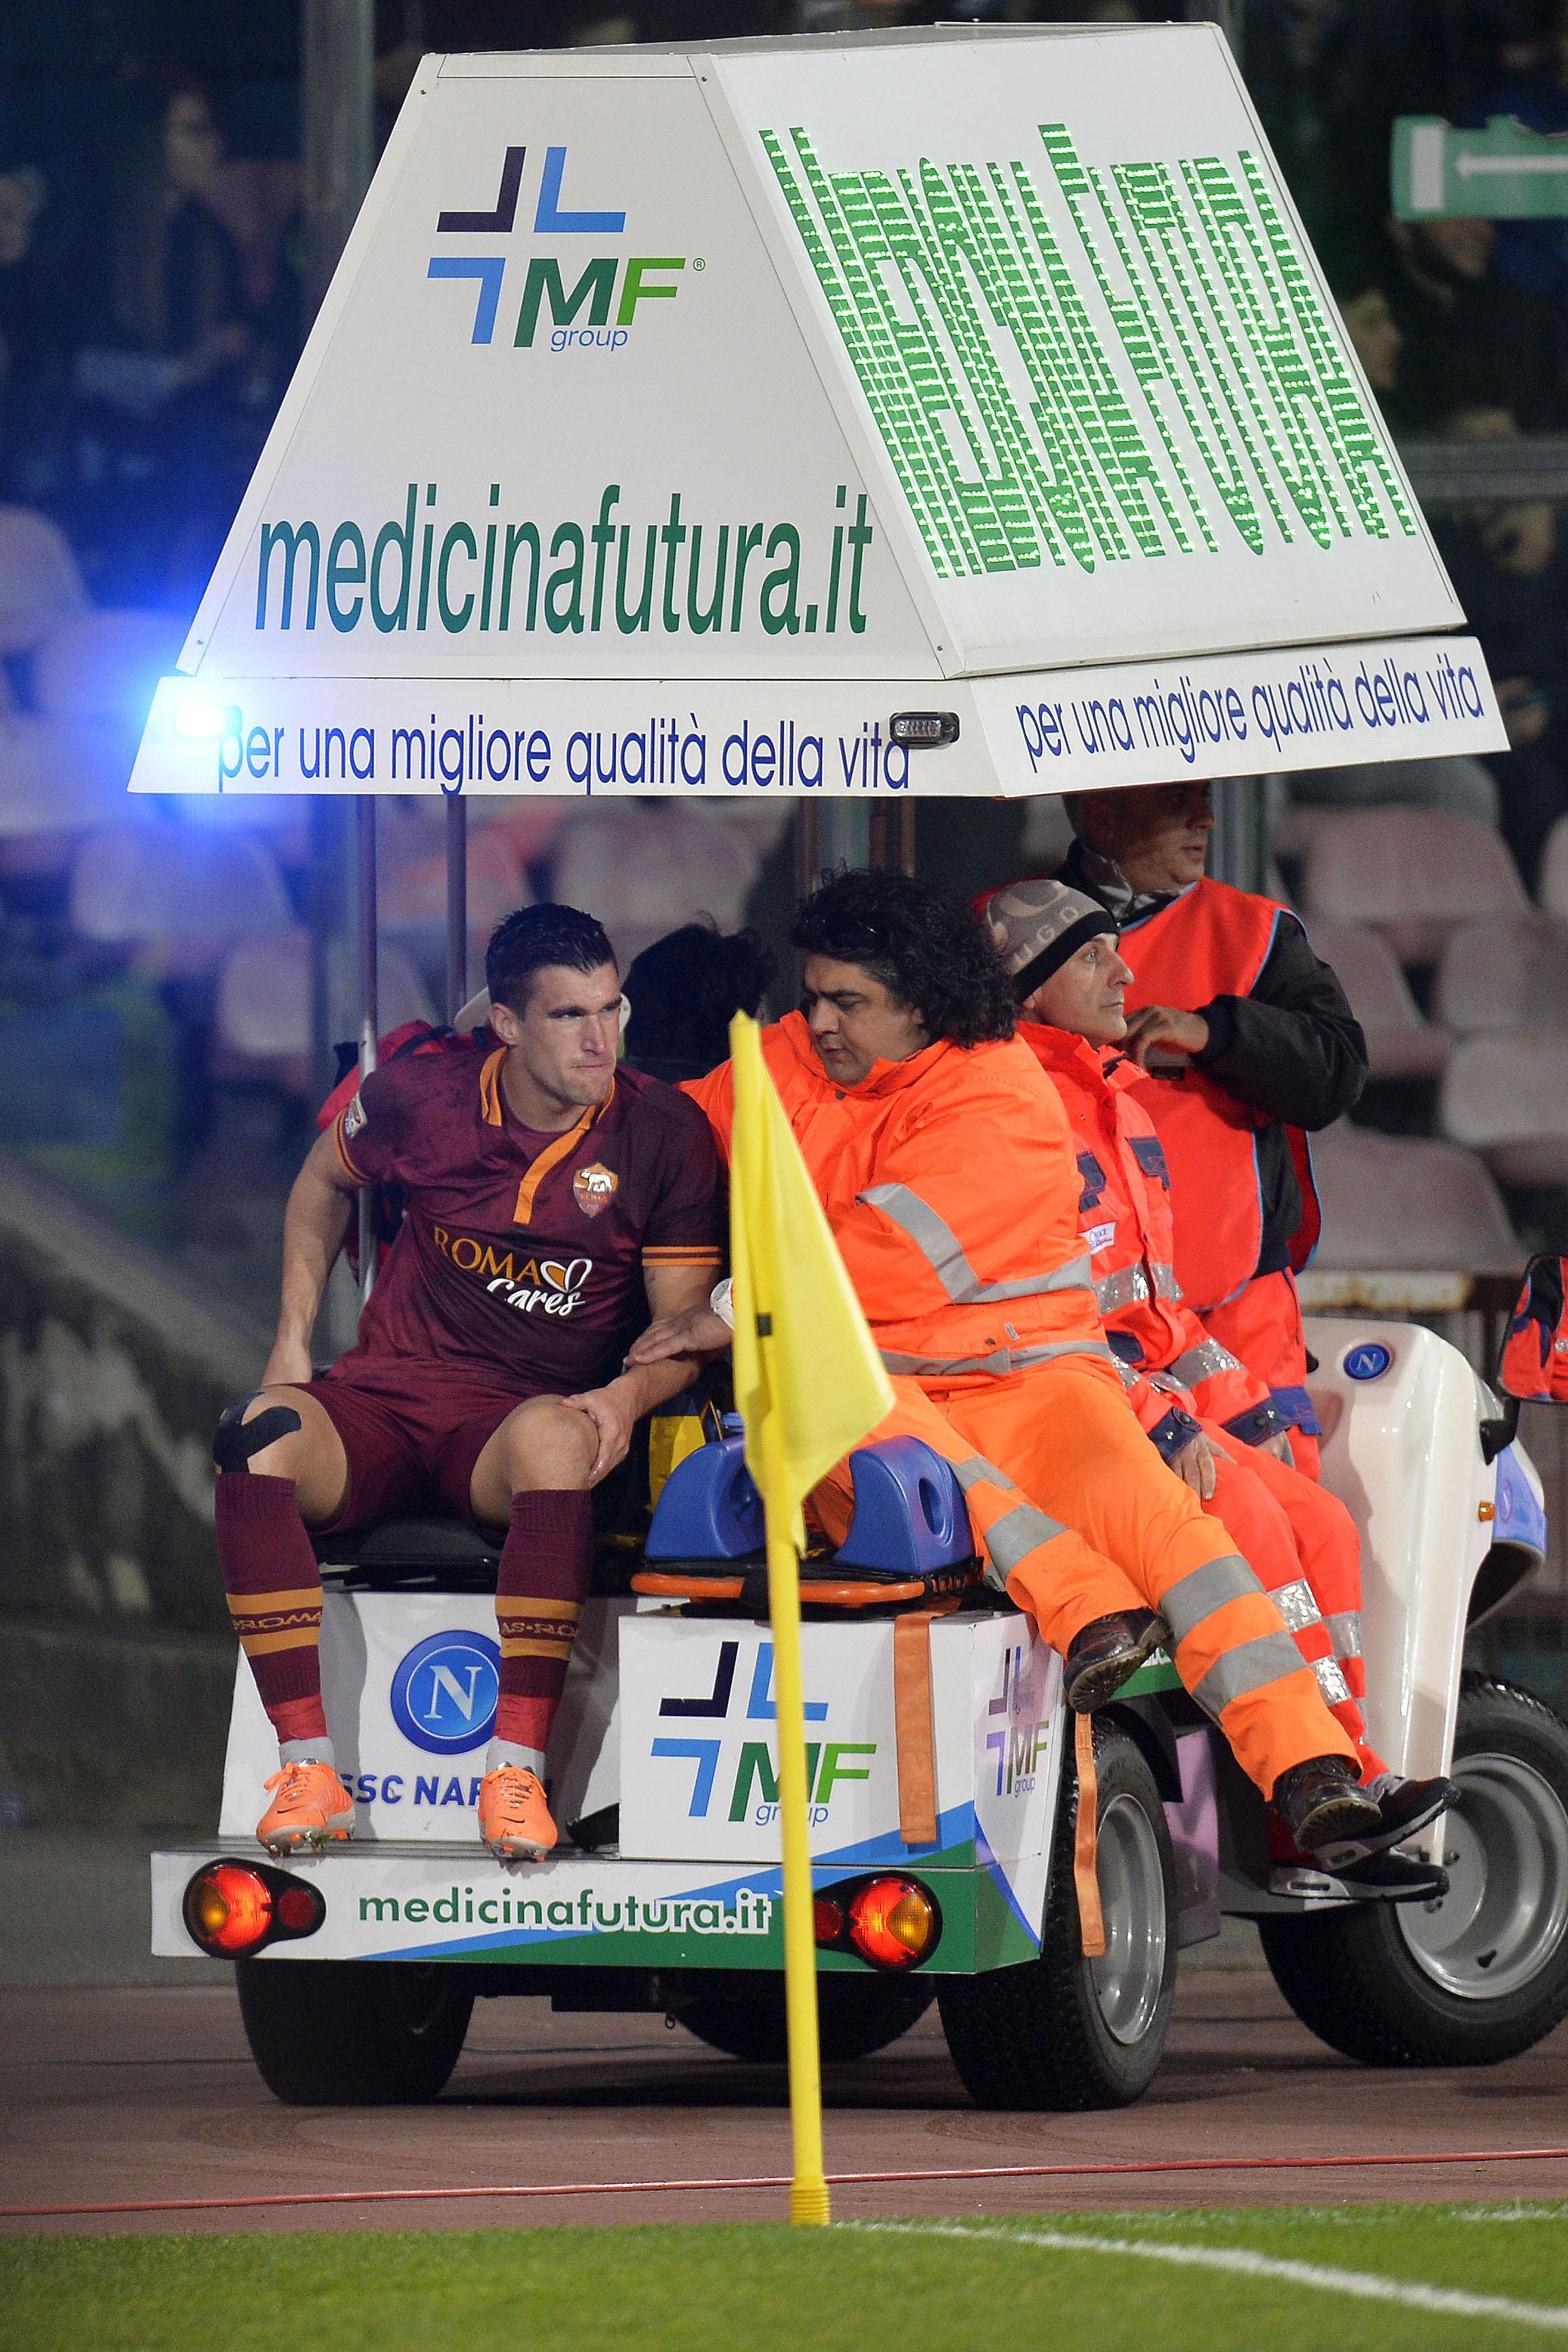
[{"x1": 130, "y1": 24, "x2": 1504, "y2": 800}]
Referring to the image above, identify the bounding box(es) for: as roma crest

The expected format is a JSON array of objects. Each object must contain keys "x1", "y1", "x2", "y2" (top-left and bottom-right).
[{"x1": 573, "y1": 1162, "x2": 618, "y2": 1218}]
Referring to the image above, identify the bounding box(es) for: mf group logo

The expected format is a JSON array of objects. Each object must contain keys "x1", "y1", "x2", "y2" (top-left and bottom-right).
[
  {"x1": 390, "y1": 1628, "x2": 501, "y2": 1755},
  {"x1": 426, "y1": 144, "x2": 690, "y2": 353},
  {"x1": 650, "y1": 1638, "x2": 876, "y2": 1828}
]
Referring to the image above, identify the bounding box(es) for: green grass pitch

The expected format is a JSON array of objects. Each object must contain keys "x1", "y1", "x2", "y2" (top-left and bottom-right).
[{"x1": 7, "y1": 2204, "x2": 1568, "y2": 2352}]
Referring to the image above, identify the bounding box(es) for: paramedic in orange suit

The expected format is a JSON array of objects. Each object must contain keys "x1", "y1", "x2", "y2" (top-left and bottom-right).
[
  {"x1": 1022, "y1": 784, "x2": 1369, "y2": 1479},
  {"x1": 630, "y1": 871, "x2": 1394, "y2": 1865},
  {"x1": 984, "y1": 875, "x2": 1455, "y2": 1876}
]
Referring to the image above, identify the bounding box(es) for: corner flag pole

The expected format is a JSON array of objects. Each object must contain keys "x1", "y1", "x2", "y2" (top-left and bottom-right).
[
  {"x1": 758, "y1": 1378, "x2": 831, "y2": 2227},
  {"x1": 727, "y1": 1009, "x2": 891, "y2": 2228}
]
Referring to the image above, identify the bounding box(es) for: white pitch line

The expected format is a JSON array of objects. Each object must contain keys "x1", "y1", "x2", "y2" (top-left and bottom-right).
[{"x1": 847, "y1": 2219, "x2": 1568, "y2": 2333}]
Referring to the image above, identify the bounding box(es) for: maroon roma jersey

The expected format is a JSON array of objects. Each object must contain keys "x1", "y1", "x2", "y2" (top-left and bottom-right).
[{"x1": 330, "y1": 1041, "x2": 724, "y2": 1393}]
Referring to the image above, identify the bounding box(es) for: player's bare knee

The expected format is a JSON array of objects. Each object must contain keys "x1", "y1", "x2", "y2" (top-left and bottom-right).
[{"x1": 499, "y1": 1396, "x2": 596, "y2": 1490}]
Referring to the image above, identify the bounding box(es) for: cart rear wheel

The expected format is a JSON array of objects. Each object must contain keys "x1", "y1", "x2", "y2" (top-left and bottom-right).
[
  {"x1": 1258, "y1": 1676, "x2": 1568, "y2": 2066},
  {"x1": 678, "y1": 1972, "x2": 935, "y2": 2063},
  {"x1": 236, "y1": 1958, "x2": 474, "y2": 2103},
  {"x1": 937, "y1": 1714, "x2": 1176, "y2": 2109}
]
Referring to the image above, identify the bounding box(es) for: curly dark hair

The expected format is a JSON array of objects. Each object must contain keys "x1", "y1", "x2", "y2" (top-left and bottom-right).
[
  {"x1": 486, "y1": 901, "x2": 615, "y2": 1014},
  {"x1": 790, "y1": 870, "x2": 1015, "y2": 1048}
]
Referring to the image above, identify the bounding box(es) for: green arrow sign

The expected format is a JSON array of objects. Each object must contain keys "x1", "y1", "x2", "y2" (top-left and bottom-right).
[{"x1": 1392, "y1": 114, "x2": 1568, "y2": 219}]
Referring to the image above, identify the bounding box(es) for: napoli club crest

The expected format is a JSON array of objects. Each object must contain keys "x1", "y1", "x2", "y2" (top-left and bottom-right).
[{"x1": 573, "y1": 1162, "x2": 618, "y2": 1218}]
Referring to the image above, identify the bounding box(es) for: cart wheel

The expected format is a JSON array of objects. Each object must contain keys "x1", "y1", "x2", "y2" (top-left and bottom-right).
[
  {"x1": 678, "y1": 1972, "x2": 935, "y2": 2062},
  {"x1": 1259, "y1": 1676, "x2": 1568, "y2": 2066},
  {"x1": 236, "y1": 1959, "x2": 474, "y2": 2103},
  {"x1": 937, "y1": 1714, "x2": 1176, "y2": 2110}
]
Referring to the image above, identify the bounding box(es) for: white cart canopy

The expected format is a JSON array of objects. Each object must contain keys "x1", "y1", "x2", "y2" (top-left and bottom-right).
[{"x1": 130, "y1": 23, "x2": 1504, "y2": 801}]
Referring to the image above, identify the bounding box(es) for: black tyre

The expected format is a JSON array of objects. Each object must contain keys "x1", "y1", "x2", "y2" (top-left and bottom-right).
[
  {"x1": 1259, "y1": 1676, "x2": 1568, "y2": 2066},
  {"x1": 937, "y1": 1714, "x2": 1177, "y2": 2109},
  {"x1": 236, "y1": 1959, "x2": 474, "y2": 2103},
  {"x1": 679, "y1": 1971, "x2": 935, "y2": 2062}
]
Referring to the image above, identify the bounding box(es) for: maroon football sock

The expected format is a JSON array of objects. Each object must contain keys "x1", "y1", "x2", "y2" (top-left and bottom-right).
[
  {"x1": 493, "y1": 1489, "x2": 594, "y2": 1758},
  {"x1": 215, "y1": 1472, "x2": 329, "y2": 1747}
]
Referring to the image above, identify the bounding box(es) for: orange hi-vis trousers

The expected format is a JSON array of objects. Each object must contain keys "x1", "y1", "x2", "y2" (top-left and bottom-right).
[
  {"x1": 1200, "y1": 1423, "x2": 1386, "y2": 1780},
  {"x1": 810, "y1": 1360, "x2": 1357, "y2": 1800}
]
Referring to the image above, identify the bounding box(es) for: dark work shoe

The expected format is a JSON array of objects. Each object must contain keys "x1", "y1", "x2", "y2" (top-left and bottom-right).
[
  {"x1": 1334, "y1": 1850, "x2": 1450, "y2": 1904},
  {"x1": 1356, "y1": 1772, "x2": 1461, "y2": 1856},
  {"x1": 1271, "y1": 1755, "x2": 1382, "y2": 1855},
  {"x1": 1063, "y1": 1609, "x2": 1166, "y2": 1714}
]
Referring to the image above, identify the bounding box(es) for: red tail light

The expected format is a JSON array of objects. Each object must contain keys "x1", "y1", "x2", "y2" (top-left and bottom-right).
[
  {"x1": 813, "y1": 1896, "x2": 845, "y2": 1945},
  {"x1": 847, "y1": 1876, "x2": 940, "y2": 1970},
  {"x1": 182, "y1": 1861, "x2": 325, "y2": 1957}
]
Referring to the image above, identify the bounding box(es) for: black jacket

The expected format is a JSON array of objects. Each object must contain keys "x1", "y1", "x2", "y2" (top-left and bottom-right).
[{"x1": 1057, "y1": 842, "x2": 1368, "y2": 1276}]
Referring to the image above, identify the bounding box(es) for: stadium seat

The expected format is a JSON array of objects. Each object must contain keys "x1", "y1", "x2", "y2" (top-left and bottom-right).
[
  {"x1": 0, "y1": 506, "x2": 87, "y2": 655},
  {"x1": 1434, "y1": 914, "x2": 1568, "y2": 1036},
  {"x1": 1306, "y1": 918, "x2": 1450, "y2": 1078},
  {"x1": 1440, "y1": 1030, "x2": 1568, "y2": 1187},
  {"x1": 215, "y1": 928, "x2": 437, "y2": 1097},
  {"x1": 0, "y1": 712, "x2": 139, "y2": 840},
  {"x1": 70, "y1": 824, "x2": 293, "y2": 976},
  {"x1": 1310, "y1": 1119, "x2": 1521, "y2": 1272},
  {"x1": 379, "y1": 811, "x2": 530, "y2": 957},
  {"x1": 1298, "y1": 806, "x2": 1529, "y2": 966},
  {"x1": 30, "y1": 608, "x2": 187, "y2": 729}
]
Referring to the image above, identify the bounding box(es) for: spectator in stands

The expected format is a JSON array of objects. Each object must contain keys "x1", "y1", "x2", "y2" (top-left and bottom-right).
[
  {"x1": 623, "y1": 922, "x2": 775, "y2": 1085},
  {"x1": 98, "y1": 79, "x2": 258, "y2": 601},
  {"x1": 0, "y1": 165, "x2": 71, "y2": 506},
  {"x1": 1246, "y1": 0, "x2": 1455, "y2": 252},
  {"x1": 1385, "y1": 213, "x2": 1568, "y2": 430}
]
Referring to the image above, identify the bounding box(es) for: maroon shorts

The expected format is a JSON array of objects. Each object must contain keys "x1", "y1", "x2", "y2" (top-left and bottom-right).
[{"x1": 307, "y1": 1354, "x2": 553, "y2": 1533}]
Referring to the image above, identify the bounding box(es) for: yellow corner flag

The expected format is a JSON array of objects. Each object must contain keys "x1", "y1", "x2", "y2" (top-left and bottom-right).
[{"x1": 727, "y1": 1012, "x2": 894, "y2": 2226}]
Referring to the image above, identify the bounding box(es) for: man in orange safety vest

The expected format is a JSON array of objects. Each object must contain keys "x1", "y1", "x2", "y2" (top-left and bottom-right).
[
  {"x1": 631, "y1": 871, "x2": 1433, "y2": 1879},
  {"x1": 984, "y1": 875, "x2": 1454, "y2": 1895},
  {"x1": 1025, "y1": 782, "x2": 1369, "y2": 1479}
]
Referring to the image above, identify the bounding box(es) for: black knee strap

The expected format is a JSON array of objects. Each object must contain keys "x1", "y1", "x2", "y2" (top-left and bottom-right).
[{"x1": 214, "y1": 1398, "x2": 303, "y2": 1472}]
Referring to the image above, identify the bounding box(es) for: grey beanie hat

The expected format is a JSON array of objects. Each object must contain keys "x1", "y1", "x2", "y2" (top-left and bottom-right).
[{"x1": 985, "y1": 878, "x2": 1118, "y2": 1002}]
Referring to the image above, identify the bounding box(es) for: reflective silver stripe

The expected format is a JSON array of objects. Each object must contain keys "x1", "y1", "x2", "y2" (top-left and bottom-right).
[
  {"x1": 1272, "y1": 1578, "x2": 1323, "y2": 1635},
  {"x1": 857, "y1": 1182, "x2": 1092, "y2": 1306},
  {"x1": 1159, "y1": 1553, "x2": 1261, "y2": 1645},
  {"x1": 1312, "y1": 1655, "x2": 1352, "y2": 1706},
  {"x1": 1151, "y1": 1261, "x2": 1181, "y2": 1301},
  {"x1": 1192, "y1": 1631, "x2": 1314, "y2": 1718},
  {"x1": 1168, "y1": 1338, "x2": 1246, "y2": 1388},
  {"x1": 985, "y1": 1499, "x2": 1074, "y2": 1577},
  {"x1": 1326, "y1": 1610, "x2": 1362, "y2": 1661},
  {"x1": 945, "y1": 1455, "x2": 1069, "y2": 1593},
  {"x1": 1094, "y1": 1264, "x2": 1151, "y2": 1312},
  {"x1": 950, "y1": 1454, "x2": 1005, "y2": 1495},
  {"x1": 879, "y1": 1339, "x2": 1115, "y2": 1379},
  {"x1": 1114, "y1": 1357, "x2": 1138, "y2": 1389}
]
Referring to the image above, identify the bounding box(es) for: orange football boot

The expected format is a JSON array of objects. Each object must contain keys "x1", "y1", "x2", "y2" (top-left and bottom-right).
[
  {"x1": 478, "y1": 1766, "x2": 558, "y2": 1861},
  {"x1": 257, "y1": 1760, "x2": 355, "y2": 1855}
]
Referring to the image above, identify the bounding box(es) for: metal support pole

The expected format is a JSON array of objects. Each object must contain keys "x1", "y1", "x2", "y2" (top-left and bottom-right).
[
  {"x1": 302, "y1": 0, "x2": 375, "y2": 325},
  {"x1": 355, "y1": 795, "x2": 380, "y2": 1303},
  {"x1": 444, "y1": 793, "x2": 468, "y2": 1022},
  {"x1": 1209, "y1": 777, "x2": 1269, "y2": 894},
  {"x1": 816, "y1": 802, "x2": 872, "y2": 875},
  {"x1": 795, "y1": 804, "x2": 819, "y2": 900}
]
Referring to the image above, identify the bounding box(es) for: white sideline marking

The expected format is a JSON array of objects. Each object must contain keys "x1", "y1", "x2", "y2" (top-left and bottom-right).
[{"x1": 847, "y1": 2220, "x2": 1568, "y2": 2332}]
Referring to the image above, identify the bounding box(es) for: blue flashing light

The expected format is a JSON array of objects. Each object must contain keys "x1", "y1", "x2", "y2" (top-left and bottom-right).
[{"x1": 171, "y1": 700, "x2": 240, "y2": 743}]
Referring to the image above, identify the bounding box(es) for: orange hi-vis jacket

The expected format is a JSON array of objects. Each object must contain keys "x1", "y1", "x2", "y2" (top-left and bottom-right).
[
  {"x1": 687, "y1": 1014, "x2": 1359, "y2": 1799},
  {"x1": 685, "y1": 1010, "x2": 1114, "y2": 1386},
  {"x1": 1017, "y1": 1022, "x2": 1287, "y2": 1448},
  {"x1": 1116, "y1": 877, "x2": 1322, "y2": 1313}
]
